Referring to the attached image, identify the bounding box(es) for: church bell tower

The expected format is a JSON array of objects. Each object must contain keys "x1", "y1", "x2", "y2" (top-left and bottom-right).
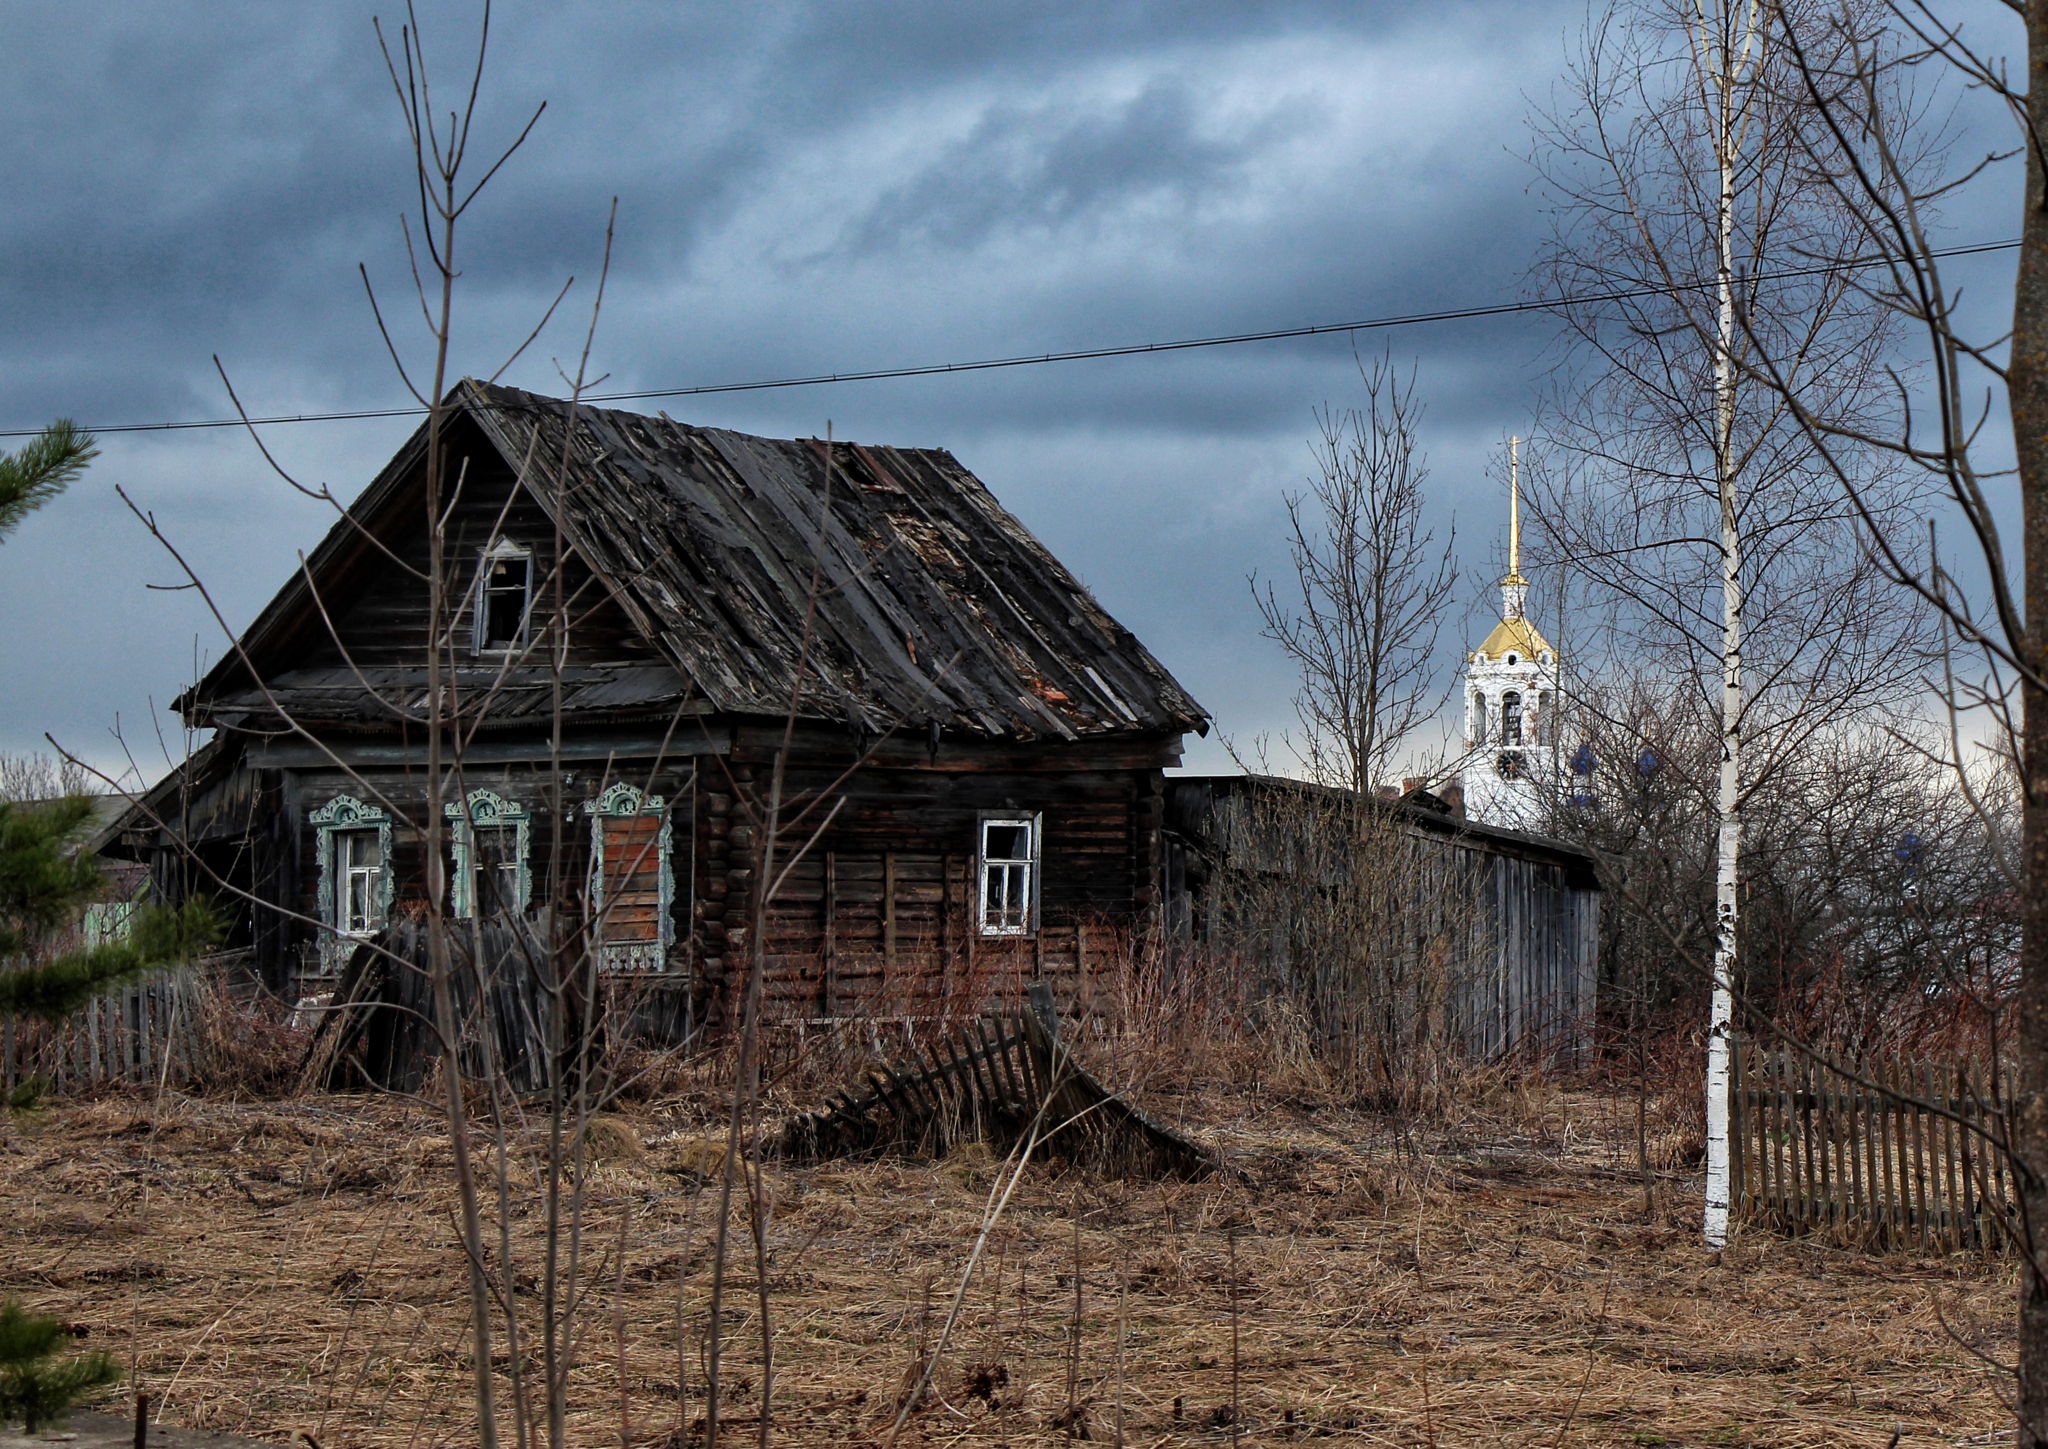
[{"x1": 1461, "y1": 438, "x2": 1561, "y2": 828}]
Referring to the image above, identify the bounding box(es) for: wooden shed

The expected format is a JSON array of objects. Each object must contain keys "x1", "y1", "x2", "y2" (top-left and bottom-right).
[
  {"x1": 102, "y1": 381, "x2": 1209, "y2": 1034},
  {"x1": 1163, "y1": 775, "x2": 1600, "y2": 1062}
]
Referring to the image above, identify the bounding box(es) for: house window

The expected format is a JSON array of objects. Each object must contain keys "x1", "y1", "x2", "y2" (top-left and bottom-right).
[
  {"x1": 473, "y1": 540, "x2": 532, "y2": 653},
  {"x1": 978, "y1": 813, "x2": 1040, "y2": 937},
  {"x1": 310, "y1": 795, "x2": 394, "y2": 958},
  {"x1": 585, "y1": 782, "x2": 674, "y2": 972},
  {"x1": 446, "y1": 790, "x2": 531, "y2": 918},
  {"x1": 1501, "y1": 690, "x2": 1523, "y2": 745}
]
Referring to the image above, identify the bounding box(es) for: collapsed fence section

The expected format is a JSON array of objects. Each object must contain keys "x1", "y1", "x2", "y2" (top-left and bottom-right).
[{"x1": 1732, "y1": 1040, "x2": 2013, "y2": 1253}]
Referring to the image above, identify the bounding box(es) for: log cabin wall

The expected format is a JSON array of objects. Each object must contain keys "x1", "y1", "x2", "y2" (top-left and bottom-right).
[{"x1": 693, "y1": 724, "x2": 1179, "y2": 1025}]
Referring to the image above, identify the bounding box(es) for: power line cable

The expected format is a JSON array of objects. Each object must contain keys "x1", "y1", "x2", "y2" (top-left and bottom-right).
[{"x1": 0, "y1": 237, "x2": 2018, "y2": 440}]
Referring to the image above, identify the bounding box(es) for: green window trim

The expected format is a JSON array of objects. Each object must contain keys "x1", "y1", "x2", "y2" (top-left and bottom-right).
[
  {"x1": 446, "y1": 789, "x2": 532, "y2": 918},
  {"x1": 311, "y1": 794, "x2": 395, "y2": 964},
  {"x1": 583, "y1": 781, "x2": 674, "y2": 972}
]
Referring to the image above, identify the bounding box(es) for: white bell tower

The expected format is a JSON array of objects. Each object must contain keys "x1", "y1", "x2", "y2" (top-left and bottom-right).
[{"x1": 1461, "y1": 438, "x2": 1561, "y2": 828}]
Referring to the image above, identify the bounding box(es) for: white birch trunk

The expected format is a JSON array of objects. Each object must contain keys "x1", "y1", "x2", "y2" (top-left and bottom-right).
[{"x1": 1700, "y1": 0, "x2": 1756, "y2": 1251}]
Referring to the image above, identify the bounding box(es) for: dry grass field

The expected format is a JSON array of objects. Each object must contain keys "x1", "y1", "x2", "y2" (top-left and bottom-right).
[{"x1": 0, "y1": 1070, "x2": 2014, "y2": 1448}]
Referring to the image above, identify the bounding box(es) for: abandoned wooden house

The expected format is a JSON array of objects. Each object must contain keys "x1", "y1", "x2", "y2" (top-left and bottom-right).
[
  {"x1": 1162, "y1": 775, "x2": 1601, "y2": 1061},
  {"x1": 101, "y1": 380, "x2": 1210, "y2": 1034}
]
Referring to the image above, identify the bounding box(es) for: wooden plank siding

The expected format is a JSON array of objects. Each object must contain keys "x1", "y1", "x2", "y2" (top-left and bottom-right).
[{"x1": 1164, "y1": 775, "x2": 1601, "y2": 1063}]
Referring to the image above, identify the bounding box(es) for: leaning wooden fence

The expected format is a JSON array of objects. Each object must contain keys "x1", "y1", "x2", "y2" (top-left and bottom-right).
[
  {"x1": 1, "y1": 969, "x2": 210, "y2": 1092},
  {"x1": 1732, "y1": 1039, "x2": 2014, "y2": 1253}
]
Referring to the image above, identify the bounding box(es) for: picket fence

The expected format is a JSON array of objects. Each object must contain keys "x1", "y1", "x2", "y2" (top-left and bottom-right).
[
  {"x1": 1731, "y1": 1039, "x2": 2014, "y2": 1253},
  {"x1": 0, "y1": 969, "x2": 209, "y2": 1092}
]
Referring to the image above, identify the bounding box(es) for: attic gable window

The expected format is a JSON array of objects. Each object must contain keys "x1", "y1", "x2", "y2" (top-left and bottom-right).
[
  {"x1": 473, "y1": 540, "x2": 533, "y2": 653},
  {"x1": 977, "y1": 813, "x2": 1040, "y2": 937}
]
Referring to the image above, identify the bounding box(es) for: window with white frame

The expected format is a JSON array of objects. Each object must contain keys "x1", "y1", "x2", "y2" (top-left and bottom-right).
[
  {"x1": 977, "y1": 813, "x2": 1040, "y2": 937},
  {"x1": 446, "y1": 790, "x2": 531, "y2": 918},
  {"x1": 311, "y1": 795, "x2": 394, "y2": 956},
  {"x1": 585, "y1": 782, "x2": 674, "y2": 971},
  {"x1": 473, "y1": 539, "x2": 533, "y2": 653}
]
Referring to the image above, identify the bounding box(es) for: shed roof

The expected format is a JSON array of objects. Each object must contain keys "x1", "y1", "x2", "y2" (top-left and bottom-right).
[{"x1": 182, "y1": 380, "x2": 1208, "y2": 743}]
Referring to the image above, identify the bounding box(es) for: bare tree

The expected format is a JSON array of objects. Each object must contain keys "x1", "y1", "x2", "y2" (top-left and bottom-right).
[
  {"x1": 1252, "y1": 354, "x2": 1457, "y2": 795},
  {"x1": 0, "y1": 754, "x2": 93, "y2": 804},
  {"x1": 1529, "y1": 0, "x2": 1932, "y2": 1246}
]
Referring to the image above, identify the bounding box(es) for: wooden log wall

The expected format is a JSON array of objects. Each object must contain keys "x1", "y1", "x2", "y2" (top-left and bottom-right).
[{"x1": 699, "y1": 729, "x2": 1167, "y2": 1026}]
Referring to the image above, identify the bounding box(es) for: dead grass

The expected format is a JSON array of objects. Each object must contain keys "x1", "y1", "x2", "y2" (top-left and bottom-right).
[{"x1": 0, "y1": 1072, "x2": 2012, "y2": 1448}]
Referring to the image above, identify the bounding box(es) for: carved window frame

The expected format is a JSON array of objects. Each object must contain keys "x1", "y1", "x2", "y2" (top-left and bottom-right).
[
  {"x1": 977, "y1": 812, "x2": 1041, "y2": 938},
  {"x1": 584, "y1": 781, "x2": 674, "y2": 972},
  {"x1": 311, "y1": 794, "x2": 395, "y2": 961},
  {"x1": 446, "y1": 789, "x2": 532, "y2": 918}
]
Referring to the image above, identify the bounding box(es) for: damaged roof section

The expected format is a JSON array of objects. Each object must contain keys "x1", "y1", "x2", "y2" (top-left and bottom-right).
[
  {"x1": 185, "y1": 380, "x2": 1208, "y2": 744},
  {"x1": 470, "y1": 382, "x2": 1207, "y2": 740}
]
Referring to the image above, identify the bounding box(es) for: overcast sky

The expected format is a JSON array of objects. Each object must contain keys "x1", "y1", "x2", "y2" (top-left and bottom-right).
[{"x1": 0, "y1": 2, "x2": 2023, "y2": 786}]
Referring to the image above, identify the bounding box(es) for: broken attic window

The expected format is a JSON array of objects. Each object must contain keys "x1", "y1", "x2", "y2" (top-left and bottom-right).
[
  {"x1": 978, "y1": 813, "x2": 1040, "y2": 937},
  {"x1": 474, "y1": 541, "x2": 532, "y2": 652}
]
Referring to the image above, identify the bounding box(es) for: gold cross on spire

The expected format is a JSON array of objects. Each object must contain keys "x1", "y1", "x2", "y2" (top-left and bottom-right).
[
  {"x1": 1505, "y1": 435, "x2": 1527, "y2": 586},
  {"x1": 1509, "y1": 434, "x2": 1520, "y2": 576}
]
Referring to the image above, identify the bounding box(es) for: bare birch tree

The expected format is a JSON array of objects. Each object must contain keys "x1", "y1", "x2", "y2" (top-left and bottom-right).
[
  {"x1": 1712, "y1": 1, "x2": 2048, "y2": 1435},
  {"x1": 1530, "y1": 0, "x2": 1930, "y2": 1246}
]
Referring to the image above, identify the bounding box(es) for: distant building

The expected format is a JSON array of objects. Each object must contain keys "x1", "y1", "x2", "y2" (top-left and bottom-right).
[{"x1": 1457, "y1": 439, "x2": 1563, "y2": 828}]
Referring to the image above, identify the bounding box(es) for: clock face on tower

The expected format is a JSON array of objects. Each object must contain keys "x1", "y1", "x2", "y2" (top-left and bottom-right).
[{"x1": 1495, "y1": 752, "x2": 1523, "y2": 780}]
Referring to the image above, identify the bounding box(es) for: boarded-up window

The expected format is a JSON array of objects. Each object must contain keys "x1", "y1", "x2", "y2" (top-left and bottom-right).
[{"x1": 586, "y1": 783, "x2": 672, "y2": 971}]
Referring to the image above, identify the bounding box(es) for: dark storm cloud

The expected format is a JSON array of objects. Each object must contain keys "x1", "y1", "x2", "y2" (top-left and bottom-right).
[
  {"x1": 2, "y1": 0, "x2": 1703, "y2": 779},
  {"x1": 836, "y1": 78, "x2": 1312, "y2": 256}
]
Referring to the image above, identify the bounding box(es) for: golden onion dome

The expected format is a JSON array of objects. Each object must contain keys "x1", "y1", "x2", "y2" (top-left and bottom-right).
[{"x1": 1475, "y1": 614, "x2": 1554, "y2": 663}]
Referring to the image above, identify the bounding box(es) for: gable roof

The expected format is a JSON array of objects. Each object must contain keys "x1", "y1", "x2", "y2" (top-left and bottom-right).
[{"x1": 182, "y1": 379, "x2": 1207, "y2": 743}]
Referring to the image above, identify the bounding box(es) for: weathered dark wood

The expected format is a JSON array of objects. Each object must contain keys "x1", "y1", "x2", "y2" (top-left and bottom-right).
[
  {"x1": 1732, "y1": 1044, "x2": 2015, "y2": 1253},
  {"x1": 775, "y1": 999, "x2": 1220, "y2": 1179}
]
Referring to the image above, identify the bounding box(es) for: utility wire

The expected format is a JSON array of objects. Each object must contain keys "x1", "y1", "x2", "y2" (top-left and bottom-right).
[{"x1": 1, "y1": 237, "x2": 2019, "y2": 440}]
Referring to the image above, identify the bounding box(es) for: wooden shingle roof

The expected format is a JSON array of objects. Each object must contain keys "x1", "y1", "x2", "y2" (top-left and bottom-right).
[{"x1": 183, "y1": 380, "x2": 1207, "y2": 743}]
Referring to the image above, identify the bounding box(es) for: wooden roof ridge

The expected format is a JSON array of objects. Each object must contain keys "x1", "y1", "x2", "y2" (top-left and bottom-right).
[{"x1": 179, "y1": 379, "x2": 1209, "y2": 744}]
